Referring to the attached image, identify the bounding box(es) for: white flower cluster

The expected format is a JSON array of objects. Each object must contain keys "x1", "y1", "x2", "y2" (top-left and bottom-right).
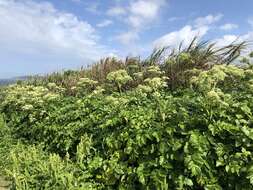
[
  {"x1": 133, "y1": 72, "x2": 143, "y2": 80},
  {"x1": 107, "y1": 70, "x2": 132, "y2": 85},
  {"x1": 92, "y1": 86, "x2": 105, "y2": 95},
  {"x1": 21, "y1": 104, "x2": 34, "y2": 111},
  {"x1": 146, "y1": 66, "x2": 163, "y2": 77},
  {"x1": 144, "y1": 77, "x2": 167, "y2": 90},
  {"x1": 72, "y1": 78, "x2": 99, "y2": 95},
  {"x1": 47, "y1": 83, "x2": 65, "y2": 93},
  {"x1": 3, "y1": 85, "x2": 61, "y2": 111},
  {"x1": 105, "y1": 96, "x2": 128, "y2": 105},
  {"x1": 136, "y1": 85, "x2": 152, "y2": 94},
  {"x1": 178, "y1": 53, "x2": 192, "y2": 63},
  {"x1": 190, "y1": 65, "x2": 227, "y2": 91},
  {"x1": 206, "y1": 89, "x2": 229, "y2": 107},
  {"x1": 248, "y1": 79, "x2": 253, "y2": 91},
  {"x1": 77, "y1": 78, "x2": 98, "y2": 87},
  {"x1": 43, "y1": 93, "x2": 60, "y2": 101}
]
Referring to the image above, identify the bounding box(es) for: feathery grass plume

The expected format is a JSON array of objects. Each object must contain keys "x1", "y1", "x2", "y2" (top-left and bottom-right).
[
  {"x1": 21, "y1": 36, "x2": 248, "y2": 93},
  {"x1": 155, "y1": 37, "x2": 248, "y2": 89}
]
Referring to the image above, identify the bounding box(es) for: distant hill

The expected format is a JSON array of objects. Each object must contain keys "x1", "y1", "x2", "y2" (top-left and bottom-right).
[
  {"x1": 0, "y1": 79, "x2": 15, "y2": 86},
  {"x1": 0, "y1": 76, "x2": 29, "y2": 86}
]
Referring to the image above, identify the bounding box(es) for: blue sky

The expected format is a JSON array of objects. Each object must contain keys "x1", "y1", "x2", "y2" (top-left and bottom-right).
[{"x1": 0, "y1": 0, "x2": 253, "y2": 78}]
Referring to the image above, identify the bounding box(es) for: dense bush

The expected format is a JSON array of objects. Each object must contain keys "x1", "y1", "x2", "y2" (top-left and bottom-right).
[{"x1": 1, "y1": 40, "x2": 253, "y2": 189}]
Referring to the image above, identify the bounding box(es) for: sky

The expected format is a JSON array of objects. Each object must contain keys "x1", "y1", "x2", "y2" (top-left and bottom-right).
[{"x1": 0, "y1": 0, "x2": 253, "y2": 78}]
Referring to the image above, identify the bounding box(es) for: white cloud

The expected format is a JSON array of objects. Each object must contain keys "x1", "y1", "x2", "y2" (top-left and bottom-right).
[
  {"x1": 96, "y1": 19, "x2": 113, "y2": 28},
  {"x1": 0, "y1": 0, "x2": 107, "y2": 57},
  {"x1": 214, "y1": 18, "x2": 253, "y2": 50},
  {"x1": 106, "y1": 6, "x2": 126, "y2": 16},
  {"x1": 153, "y1": 13, "x2": 225, "y2": 49},
  {"x1": 153, "y1": 25, "x2": 209, "y2": 48},
  {"x1": 85, "y1": 2, "x2": 100, "y2": 14},
  {"x1": 219, "y1": 23, "x2": 238, "y2": 31},
  {"x1": 71, "y1": 1, "x2": 100, "y2": 14},
  {"x1": 168, "y1": 17, "x2": 182, "y2": 22},
  {"x1": 0, "y1": 0, "x2": 108, "y2": 77},
  {"x1": 107, "y1": 0, "x2": 165, "y2": 22},
  {"x1": 215, "y1": 35, "x2": 239, "y2": 46},
  {"x1": 127, "y1": 15, "x2": 143, "y2": 28},
  {"x1": 214, "y1": 33, "x2": 253, "y2": 56},
  {"x1": 127, "y1": 0, "x2": 165, "y2": 28},
  {"x1": 239, "y1": 18, "x2": 253, "y2": 45},
  {"x1": 129, "y1": 0, "x2": 161, "y2": 19},
  {"x1": 194, "y1": 14, "x2": 223, "y2": 27},
  {"x1": 112, "y1": 0, "x2": 166, "y2": 45},
  {"x1": 240, "y1": 32, "x2": 253, "y2": 50},
  {"x1": 115, "y1": 31, "x2": 139, "y2": 45}
]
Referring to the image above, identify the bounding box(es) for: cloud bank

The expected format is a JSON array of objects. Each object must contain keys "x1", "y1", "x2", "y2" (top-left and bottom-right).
[
  {"x1": 0, "y1": 0, "x2": 108, "y2": 77},
  {"x1": 107, "y1": 0, "x2": 166, "y2": 45},
  {"x1": 153, "y1": 14, "x2": 223, "y2": 48}
]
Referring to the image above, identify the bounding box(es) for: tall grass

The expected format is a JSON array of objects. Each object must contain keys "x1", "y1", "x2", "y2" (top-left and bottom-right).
[{"x1": 24, "y1": 37, "x2": 249, "y2": 91}]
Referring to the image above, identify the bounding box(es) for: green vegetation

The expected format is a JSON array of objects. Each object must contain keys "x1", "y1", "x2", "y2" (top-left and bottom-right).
[{"x1": 1, "y1": 39, "x2": 253, "y2": 189}]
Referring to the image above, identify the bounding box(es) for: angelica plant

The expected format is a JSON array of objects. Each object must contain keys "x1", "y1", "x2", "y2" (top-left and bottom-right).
[{"x1": 106, "y1": 69, "x2": 132, "y2": 93}]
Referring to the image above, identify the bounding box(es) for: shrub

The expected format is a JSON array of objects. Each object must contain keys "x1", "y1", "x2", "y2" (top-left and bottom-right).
[{"x1": 1, "y1": 39, "x2": 253, "y2": 189}]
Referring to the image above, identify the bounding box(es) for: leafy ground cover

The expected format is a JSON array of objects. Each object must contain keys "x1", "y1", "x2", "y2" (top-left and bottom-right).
[{"x1": 1, "y1": 39, "x2": 253, "y2": 189}]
